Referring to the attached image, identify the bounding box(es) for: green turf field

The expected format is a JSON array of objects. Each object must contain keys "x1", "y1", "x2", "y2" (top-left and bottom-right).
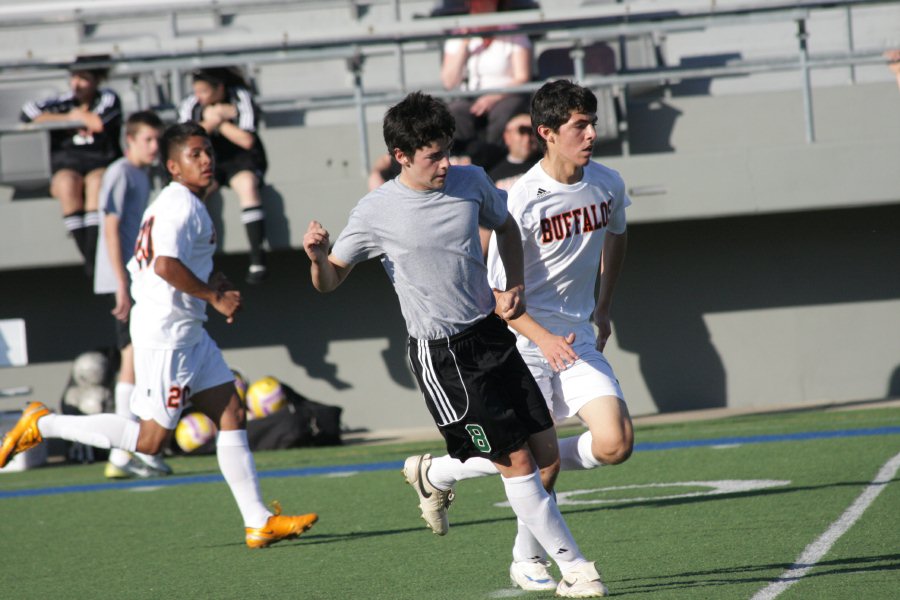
[{"x1": 1, "y1": 406, "x2": 898, "y2": 599}]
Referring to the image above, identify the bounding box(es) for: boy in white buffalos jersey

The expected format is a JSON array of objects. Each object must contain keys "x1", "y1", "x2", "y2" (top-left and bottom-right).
[
  {"x1": 404, "y1": 80, "x2": 633, "y2": 595},
  {"x1": 304, "y1": 91, "x2": 607, "y2": 598},
  {"x1": 1, "y1": 123, "x2": 317, "y2": 549},
  {"x1": 93, "y1": 110, "x2": 173, "y2": 479}
]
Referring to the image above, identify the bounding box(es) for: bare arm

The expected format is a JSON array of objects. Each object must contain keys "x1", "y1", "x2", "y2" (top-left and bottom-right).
[
  {"x1": 104, "y1": 213, "x2": 131, "y2": 322},
  {"x1": 509, "y1": 43, "x2": 532, "y2": 86},
  {"x1": 31, "y1": 111, "x2": 99, "y2": 132},
  {"x1": 508, "y1": 312, "x2": 579, "y2": 372},
  {"x1": 594, "y1": 230, "x2": 627, "y2": 351},
  {"x1": 303, "y1": 220, "x2": 354, "y2": 292},
  {"x1": 154, "y1": 256, "x2": 242, "y2": 324},
  {"x1": 216, "y1": 119, "x2": 255, "y2": 150},
  {"x1": 441, "y1": 40, "x2": 470, "y2": 90},
  {"x1": 492, "y1": 214, "x2": 525, "y2": 320}
]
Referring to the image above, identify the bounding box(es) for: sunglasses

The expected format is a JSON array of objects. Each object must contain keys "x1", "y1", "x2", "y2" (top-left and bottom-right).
[{"x1": 513, "y1": 125, "x2": 534, "y2": 136}]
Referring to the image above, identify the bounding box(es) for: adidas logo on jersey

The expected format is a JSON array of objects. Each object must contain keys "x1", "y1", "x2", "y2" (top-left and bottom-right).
[{"x1": 536, "y1": 187, "x2": 550, "y2": 199}]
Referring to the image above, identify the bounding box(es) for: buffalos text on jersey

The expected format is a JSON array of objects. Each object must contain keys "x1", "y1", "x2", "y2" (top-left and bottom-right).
[{"x1": 540, "y1": 197, "x2": 614, "y2": 244}]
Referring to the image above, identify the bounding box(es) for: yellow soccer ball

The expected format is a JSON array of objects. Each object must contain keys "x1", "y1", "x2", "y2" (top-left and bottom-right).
[
  {"x1": 246, "y1": 376, "x2": 288, "y2": 420},
  {"x1": 232, "y1": 369, "x2": 248, "y2": 403},
  {"x1": 174, "y1": 412, "x2": 217, "y2": 453}
]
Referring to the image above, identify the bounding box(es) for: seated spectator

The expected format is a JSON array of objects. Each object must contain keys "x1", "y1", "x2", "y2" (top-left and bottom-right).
[
  {"x1": 178, "y1": 67, "x2": 270, "y2": 284},
  {"x1": 367, "y1": 153, "x2": 402, "y2": 192},
  {"x1": 441, "y1": 0, "x2": 532, "y2": 170},
  {"x1": 20, "y1": 55, "x2": 123, "y2": 279},
  {"x1": 489, "y1": 112, "x2": 540, "y2": 191}
]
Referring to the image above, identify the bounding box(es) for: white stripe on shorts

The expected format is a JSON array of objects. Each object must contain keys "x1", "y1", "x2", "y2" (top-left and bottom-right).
[{"x1": 416, "y1": 339, "x2": 457, "y2": 426}]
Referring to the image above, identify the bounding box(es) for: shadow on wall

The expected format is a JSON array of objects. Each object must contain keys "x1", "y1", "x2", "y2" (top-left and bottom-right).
[
  {"x1": 3, "y1": 206, "x2": 898, "y2": 412},
  {"x1": 0, "y1": 249, "x2": 414, "y2": 394},
  {"x1": 614, "y1": 204, "x2": 900, "y2": 412},
  {"x1": 887, "y1": 366, "x2": 900, "y2": 399},
  {"x1": 205, "y1": 252, "x2": 414, "y2": 391},
  {"x1": 204, "y1": 184, "x2": 293, "y2": 251}
]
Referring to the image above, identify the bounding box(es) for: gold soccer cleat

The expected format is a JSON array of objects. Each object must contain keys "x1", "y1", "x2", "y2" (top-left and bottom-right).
[
  {"x1": 0, "y1": 402, "x2": 50, "y2": 468},
  {"x1": 245, "y1": 501, "x2": 319, "y2": 549}
]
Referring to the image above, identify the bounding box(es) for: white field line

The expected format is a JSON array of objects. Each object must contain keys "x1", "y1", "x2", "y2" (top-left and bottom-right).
[{"x1": 751, "y1": 450, "x2": 900, "y2": 600}]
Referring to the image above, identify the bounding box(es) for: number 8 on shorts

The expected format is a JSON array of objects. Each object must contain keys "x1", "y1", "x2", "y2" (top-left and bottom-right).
[{"x1": 465, "y1": 424, "x2": 492, "y2": 453}]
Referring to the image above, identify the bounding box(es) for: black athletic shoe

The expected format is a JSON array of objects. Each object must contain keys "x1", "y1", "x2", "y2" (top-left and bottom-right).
[{"x1": 246, "y1": 264, "x2": 268, "y2": 285}]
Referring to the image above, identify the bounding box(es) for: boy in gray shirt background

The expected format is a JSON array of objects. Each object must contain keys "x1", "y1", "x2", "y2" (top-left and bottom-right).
[
  {"x1": 303, "y1": 91, "x2": 608, "y2": 598},
  {"x1": 93, "y1": 110, "x2": 172, "y2": 479}
]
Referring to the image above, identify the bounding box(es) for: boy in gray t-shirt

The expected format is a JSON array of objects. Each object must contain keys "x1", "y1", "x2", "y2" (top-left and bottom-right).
[
  {"x1": 92, "y1": 111, "x2": 172, "y2": 480},
  {"x1": 304, "y1": 92, "x2": 606, "y2": 597}
]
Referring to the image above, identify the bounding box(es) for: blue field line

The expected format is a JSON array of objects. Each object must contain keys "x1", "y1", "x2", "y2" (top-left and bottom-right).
[
  {"x1": 632, "y1": 426, "x2": 900, "y2": 451},
  {"x1": 1, "y1": 426, "x2": 898, "y2": 500}
]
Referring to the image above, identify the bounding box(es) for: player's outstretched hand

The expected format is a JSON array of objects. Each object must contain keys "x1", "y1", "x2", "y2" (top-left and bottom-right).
[
  {"x1": 537, "y1": 332, "x2": 579, "y2": 372},
  {"x1": 303, "y1": 220, "x2": 330, "y2": 262},
  {"x1": 493, "y1": 285, "x2": 525, "y2": 321},
  {"x1": 212, "y1": 289, "x2": 242, "y2": 324},
  {"x1": 209, "y1": 271, "x2": 234, "y2": 293}
]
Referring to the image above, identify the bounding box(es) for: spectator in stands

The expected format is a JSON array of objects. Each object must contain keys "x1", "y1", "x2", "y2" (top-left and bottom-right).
[
  {"x1": 441, "y1": 0, "x2": 533, "y2": 170},
  {"x1": 20, "y1": 55, "x2": 123, "y2": 280},
  {"x1": 489, "y1": 112, "x2": 540, "y2": 191},
  {"x1": 886, "y1": 50, "x2": 900, "y2": 93},
  {"x1": 178, "y1": 67, "x2": 270, "y2": 284},
  {"x1": 367, "y1": 153, "x2": 402, "y2": 192},
  {"x1": 93, "y1": 110, "x2": 172, "y2": 480}
]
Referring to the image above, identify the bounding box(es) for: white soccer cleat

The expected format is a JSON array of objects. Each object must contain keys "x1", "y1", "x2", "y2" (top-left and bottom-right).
[
  {"x1": 402, "y1": 454, "x2": 454, "y2": 535},
  {"x1": 556, "y1": 561, "x2": 609, "y2": 598},
  {"x1": 510, "y1": 559, "x2": 558, "y2": 591},
  {"x1": 105, "y1": 457, "x2": 158, "y2": 479},
  {"x1": 134, "y1": 452, "x2": 173, "y2": 476}
]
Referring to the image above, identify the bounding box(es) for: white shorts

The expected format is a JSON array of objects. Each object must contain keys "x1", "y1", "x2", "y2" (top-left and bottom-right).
[
  {"x1": 517, "y1": 323, "x2": 624, "y2": 422},
  {"x1": 132, "y1": 330, "x2": 233, "y2": 429}
]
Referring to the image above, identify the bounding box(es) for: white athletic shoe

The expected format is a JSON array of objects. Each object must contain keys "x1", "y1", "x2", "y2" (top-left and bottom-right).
[
  {"x1": 402, "y1": 454, "x2": 454, "y2": 535},
  {"x1": 510, "y1": 560, "x2": 558, "y2": 591},
  {"x1": 556, "y1": 562, "x2": 608, "y2": 598},
  {"x1": 105, "y1": 457, "x2": 158, "y2": 479},
  {"x1": 134, "y1": 452, "x2": 173, "y2": 476}
]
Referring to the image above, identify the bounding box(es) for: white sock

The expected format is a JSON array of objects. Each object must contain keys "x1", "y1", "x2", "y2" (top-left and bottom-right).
[
  {"x1": 428, "y1": 454, "x2": 499, "y2": 490},
  {"x1": 37, "y1": 413, "x2": 139, "y2": 451},
  {"x1": 502, "y1": 471, "x2": 586, "y2": 573},
  {"x1": 512, "y1": 516, "x2": 547, "y2": 563},
  {"x1": 216, "y1": 429, "x2": 271, "y2": 528},
  {"x1": 559, "y1": 432, "x2": 603, "y2": 471},
  {"x1": 108, "y1": 382, "x2": 137, "y2": 467}
]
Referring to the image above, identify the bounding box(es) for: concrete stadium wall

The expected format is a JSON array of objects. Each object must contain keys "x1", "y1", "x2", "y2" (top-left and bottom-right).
[
  {"x1": 2, "y1": 202, "x2": 899, "y2": 432},
  {"x1": 2, "y1": 82, "x2": 899, "y2": 430}
]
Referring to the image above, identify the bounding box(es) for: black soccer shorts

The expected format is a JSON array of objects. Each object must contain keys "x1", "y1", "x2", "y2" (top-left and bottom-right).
[{"x1": 407, "y1": 313, "x2": 554, "y2": 462}]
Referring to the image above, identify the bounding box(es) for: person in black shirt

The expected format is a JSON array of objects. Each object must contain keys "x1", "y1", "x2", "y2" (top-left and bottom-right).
[
  {"x1": 178, "y1": 67, "x2": 270, "y2": 284},
  {"x1": 20, "y1": 56, "x2": 123, "y2": 279},
  {"x1": 488, "y1": 113, "x2": 540, "y2": 191}
]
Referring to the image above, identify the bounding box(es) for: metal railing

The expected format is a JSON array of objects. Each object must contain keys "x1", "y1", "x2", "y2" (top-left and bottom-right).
[{"x1": 0, "y1": 0, "x2": 897, "y2": 173}]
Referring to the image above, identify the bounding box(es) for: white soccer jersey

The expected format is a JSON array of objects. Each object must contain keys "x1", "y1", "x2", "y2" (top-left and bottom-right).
[
  {"x1": 127, "y1": 182, "x2": 217, "y2": 350},
  {"x1": 488, "y1": 160, "x2": 631, "y2": 333}
]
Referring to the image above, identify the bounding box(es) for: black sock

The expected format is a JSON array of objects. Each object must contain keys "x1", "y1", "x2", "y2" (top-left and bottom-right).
[
  {"x1": 82, "y1": 211, "x2": 100, "y2": 279},
  {"x1": 242, "y1": 206, "x2": 266, "y2": 266},
  {"x1": 64, "y1": 210, "x2": 87, "y2": 259}
]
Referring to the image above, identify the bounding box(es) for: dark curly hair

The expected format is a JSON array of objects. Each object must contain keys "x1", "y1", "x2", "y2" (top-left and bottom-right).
[
  {"x1": 383, "y1": 92, "x2": 455, "y2": 158},
  {"x1": 530, "y1": 80, "x2": 597, "y2": 152}
]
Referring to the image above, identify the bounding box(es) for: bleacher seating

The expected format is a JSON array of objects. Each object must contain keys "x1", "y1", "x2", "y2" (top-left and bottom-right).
[{"x1": 0, "y1": 0, "x2": 897, "y2": 262}]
